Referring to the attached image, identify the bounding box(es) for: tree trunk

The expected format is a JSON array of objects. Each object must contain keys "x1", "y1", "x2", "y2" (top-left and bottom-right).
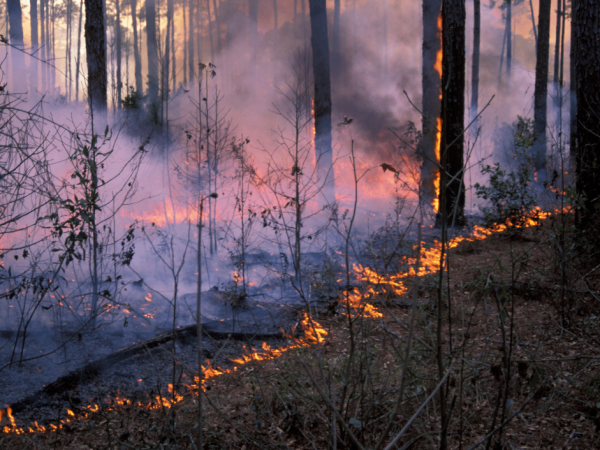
[
  {"x1": 171, "y1": 4, "x2": 176, "y2": 92},
  {"x1": 206, "y1": 0, "x2": 215, "y2": 62},
  {"x1": 332, "y1": 0, "x2": 340, "y2": 81},
  {"x1": 553, "y1": 0, "x2": 562, "y2": 85},
  {"x1": 188, "y1": 0, "x2": 194, "y2": 82},
  {"x1": 419, "y1": 0, "x2": 442, "y2": 209},
  {"x1": 131, "y1": 0, "x2": 143, "y2": 95},
  {"x1": 308, "y1": 0, "x2": 334, "y2": 203},
  {"x1": 570, "y1": 0, "x2": 577, "y2": 169},
  {"x1": 506, "y1": 0, "x2": 512, "y2": 82},
  {"x1": 248, "y1": 0, "x2": 258, "y2": 65},
  {"x1": 115, "y1": 0, "x2": 122, "y2": 108},
  {"x1": 8, "y1": 0, "x2": 25, "y2": 92},
  {"x1": 85, "y1": 0, "x2": 108, "y2": 112},
  {"x1": 438, "y1": 0, "x2": 466, "y2": 228},
  {"x1": 529, "y1": 0, "x2": 538, "y2": 49},
  {"x1": 30, "y1": 0, "x2": 39, "y2": 92},
  {"x1": 575, "y1": 0, "x2": 600, "y2": 231},
  {"x1": 40, "y1": 0, "x2": 46, "y2": 92},
  {"x1": 75, "y1": 0, "x2": 83, "y2": 101},
  {"x1": 273, "y1": 0, "x2": 278, "y2": 31},
  {"x1": 470, "y1": 0, "x2": 480, "y2": 125},
  {"x1": 533, "y1": 0, "x2": 551, "y2": 171},
  {"x1": 146, "y1": 0, "x2": 159, "y2": 105},
  {"x1": 212, "y1": 0, "x2": 221, "y2": 54}
]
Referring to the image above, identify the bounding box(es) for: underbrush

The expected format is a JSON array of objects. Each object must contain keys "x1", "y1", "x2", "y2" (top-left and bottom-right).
[{"x1": 2, "y1": 211, "x2": 600, "y2": 449}]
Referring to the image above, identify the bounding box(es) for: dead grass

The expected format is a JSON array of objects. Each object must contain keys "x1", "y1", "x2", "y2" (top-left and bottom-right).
[{"x1": 2, "y1": 213, "x2": 599, "y2": 449}]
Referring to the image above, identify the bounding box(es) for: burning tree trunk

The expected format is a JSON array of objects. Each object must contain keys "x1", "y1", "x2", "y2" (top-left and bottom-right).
[
  {"x1": 8, "y1": 0, "x2": 25, "y2": 92},
  {"x1": 146, "y1": 0, "x2": 159, "y2": 108},
  {"x1": 437, "y1": 0, "x2": 466, "y2": 227},
  {"x1": 419, "y1": 0, "x2": 442, "y2": 209},
  {"x1": 308, "y1": 0, "x2": 335, "y2": 203},
  {"x1": 470, "y1": 0, "x2": 480, "y2": 126},
  {"x1": 574, "y1": 0, "x2": 600, "y2": 231},
  {"x1": 30, "y1": 0, "x2": 39, "y2": 92},
  {"x1": 131, "y1": 0, "x2": 143, "y2": 95},
  {"x1": 533, "y1": 0, "x2": 551, "y2": 171},
  {"x1": 85, "y1": 0, "x2": 108, "y2": 112}
]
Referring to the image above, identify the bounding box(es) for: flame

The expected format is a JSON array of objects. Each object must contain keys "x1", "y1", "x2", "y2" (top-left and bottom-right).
[
  {"x1": 432, "y1": 10, "x2": 443, "y2": 213},
  {"x1": 2, "y1": 206, "x2": 565, "y2": 436},
  {"x1": 433, "y1": 117, "x2": 442, "y2": 213}
]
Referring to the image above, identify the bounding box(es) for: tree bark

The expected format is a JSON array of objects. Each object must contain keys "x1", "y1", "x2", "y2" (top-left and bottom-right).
[
  {"x1": 470, "y1": 0, "x2": 480, "y2": 125},
  {"x1": 438, "y1": 0, "x2": 466, "y2": 228},
  {"x1": 7, "y1": 0, "x2": 25, "y2": 92},
  {"x1": 308, "y1": 0, "x2": 334, "y2": 202},
  {"x1": 30, "y1": 0, "x2": 39, "y2": 92},
  {"x1": 332, "y1": 0, "x2": 340, "y2": 80},
  {"x1": 419, "y1": 0, "x2": 442, "y2": 209},
  {"x1": 533, "y1": 0, "x2": 551, "y2": 171},
  {"x1": 75, "y1": 0, "x2": 83, "y2": 101},
  {"x1": 40, "y1": 0, "x2": 46, "y2": 92},
  {"x1": 553, "y1": 0, "x2": 562, "y2": 85},
  {"x1": 506, "y1": 0, "x2": 512, "y2": 82},
  {"x1": 85, "y1": 0, "x2": 108, "y2": 112},
  {"x1": 273, "y1": 0, "x2": 278, "y2": 31},
  {"x1": 188, "y1": 0, "x2": 195, "y2": 81},
  {"x1": 115, "y1": 0, "x2": 122, "y2": 108},
  {"x1": 575, "y1": 0, "x2": 600, "y2": 231},
  {"x1": 146, "y1": 0, "x2": 159, "y2": 105},
  {"x1": 131, "y1": 0, "x2": 143, "y2": 95},
  {"x1": 570, "y1": 0, "x2": 577, "y2": 169}
]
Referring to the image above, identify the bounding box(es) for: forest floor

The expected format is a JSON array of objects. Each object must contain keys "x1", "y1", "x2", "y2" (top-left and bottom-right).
[{"x1": 2, "y1": 212, "x2": 600, "y2": 449}]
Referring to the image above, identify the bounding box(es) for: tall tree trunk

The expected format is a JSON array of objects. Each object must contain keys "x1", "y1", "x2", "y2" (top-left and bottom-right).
[
  {"x1": 212, "y1": 0, "x2": 221, "y2": 54},
  {"x1": 75, "y1": 0, "x2": 83, "y2": 101},
  {"x1": 570, "y1": 0, "x2": 577, "y2": 169},
  {"x1": 131, "y1": 0, "x2": 143, "y2": 95},
  {"x1": 8, "y1": 0, "x2": 25, "y2": 92},
  {"x1": 40, "y1": 0, "x2": 46, "y2": 92},
  {"x1": 420, "y1": 0, "x2": 442, "y2": 209},
  {"x1": 206, "y1": 0, "x2": 215, "y2": 62},
  {"x1": 51, "y1": 0, "x2": 56, "y2": 91},
  {"x1": 575, "y1": 0, "x2": 600, "y2": 231},
  {"x1": 66, "y1": 0, "x2": 72, "y2": 101},
  {"x1": 382, "y1": 0, "x2": 388, "y2": 82},
  {"x1": 534, "y1": 0, "x2": 551, "y2": 171},
  {"x1": 30, "y1": 0, "x2": 39, "y2": 92},
  {"x1": 248, "y1": 0, "x2": 257, "y2": 70},
  {"x1": 506, "y1": 0, "x2": 512, "y2": 83},
  {"x1": 308, "y1": 0, "x2": 334, "y2": 203},
  {"x1": 163, "y1": 0, "x2": 174, "y2": 124},
  {"x1": 273, "y1": 0, "x2": 278, "y2": 31},
  {"x1": 188, "y1": 0, "x2": 194, "y2": 81},
  {"x1": 470, "y1": 0, "x2": 480, "y2": 126},
  {"x1": 146, "y1": 0, "x2": 159, "y2": 105},
  {"x1": 529, "y1": 0, "x2": 538, "y2": 49},
  {"x1": 171, "y1": 5, "x2": 176, "y2": 92},
  {"x1": 331, "y1": 0, "x2": 340, "y2": 81},
  {"x1": 115, "y1": 0, "x2": 122, "y2": 108},
  {"x1": 183, "y1": 3, "x2": 188, "y2": 85},
  {"x1": 438, "y1": 0, "x2": 466, "y2": 228},
  {"x1": 85, "y1": 0, "x2": 108, "y2": 112},
  {"x1": 553, "y1": 0, "x2": 562, "y2": 85}
]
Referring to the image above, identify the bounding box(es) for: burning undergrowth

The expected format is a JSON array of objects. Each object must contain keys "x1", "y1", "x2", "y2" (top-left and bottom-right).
[{"x1": 0, "y1": 207, "x2": 557, "y2": 437}]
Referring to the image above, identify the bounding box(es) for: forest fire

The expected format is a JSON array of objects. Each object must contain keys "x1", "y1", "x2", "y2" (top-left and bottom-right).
[{"x1": 433, "y1": 12, "x2": 443, "y2": 213}]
